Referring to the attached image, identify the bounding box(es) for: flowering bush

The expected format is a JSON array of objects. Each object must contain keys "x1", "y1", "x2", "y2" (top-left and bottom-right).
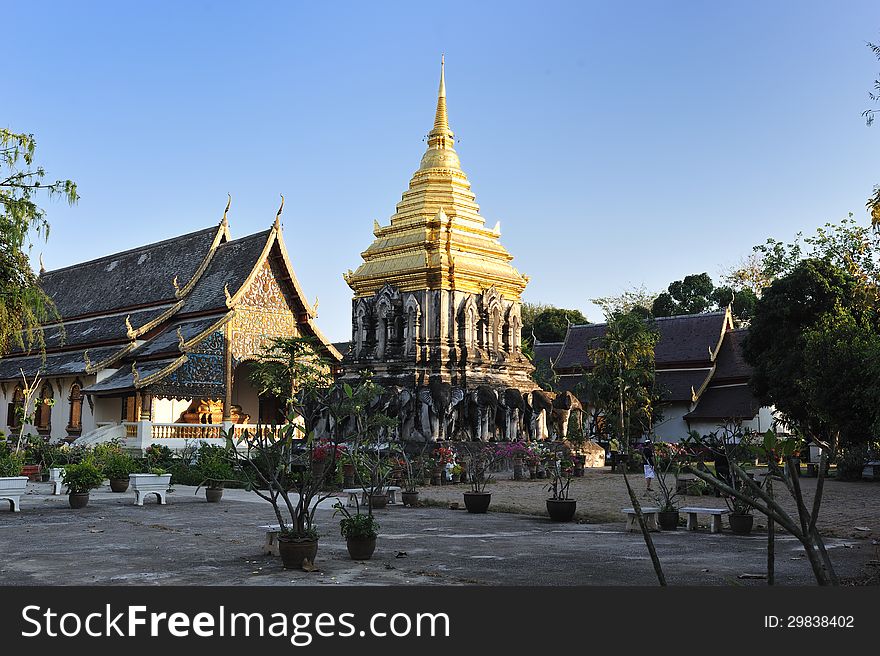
[
  {"x1": 312, "y1": 438, "x2": 347, "y2": 462},
  {"x1": 433, "y1": 447, "x2": 455, "y2": 466},
  {"x1": 495, "y1": 441, "x2": 531, "y2": 459}
]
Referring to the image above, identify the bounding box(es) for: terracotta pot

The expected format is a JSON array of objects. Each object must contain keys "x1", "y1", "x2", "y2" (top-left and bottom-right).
[
  {"x1": 346, "y1": 536, "x2": 377, "y2": 560},
  {"x1": 109, "y1": 478, "x2": 130, "y2": 493},
  {"x1": 729, "y1": 513, "x2": 754, "y2": 535},
  {"x1": 205, "y1": 487, "x2": 223, "y2": 503},
  {"x1": 68, "y1": 492, "x2": 89, "y2": 509},
  {"x1": 546, "y1": 498, "x2": 577, "y2": 522},
  {"x1": 370, "y1": 494, "x2": 388, "y2": 510},
  {"x1": 278, "y1": 537, "x2": 319, "y2": 570},
  {"x1": 401, "y1": 491, "x2": 419, "y2": 507},
  {"x1": 658, "y1": 510, "x2": 679, "y2": 530},
  {"x1": 463, "y1": 492, "x2": 491, "y2": 514}
]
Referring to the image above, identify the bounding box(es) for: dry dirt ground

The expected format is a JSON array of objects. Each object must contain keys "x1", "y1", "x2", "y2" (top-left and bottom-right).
[{"x1": 417, "y1": 466, "x2": 880, "y2": 540}]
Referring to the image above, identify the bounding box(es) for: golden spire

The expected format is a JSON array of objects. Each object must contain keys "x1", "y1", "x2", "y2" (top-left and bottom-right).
[{"x1": 420, "y1": 55, "x2": 460, "y2": 171}]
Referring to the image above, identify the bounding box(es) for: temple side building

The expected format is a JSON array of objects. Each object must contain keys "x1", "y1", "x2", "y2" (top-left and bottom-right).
[
  {"x1": 552, "y1": 309, "x2": 774, "y2": 441},
  {"x1": 0, "y1": 203, "x2": 340, "y2": 450},
  {"x1": 342, "y1": 58, "x2": 534, "y2": 395}
]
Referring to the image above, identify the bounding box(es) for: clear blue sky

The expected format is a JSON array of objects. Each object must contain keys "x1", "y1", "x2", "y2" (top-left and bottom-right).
[{"x1": 6, "y1": 1, "x2": 879, "y2": 341}]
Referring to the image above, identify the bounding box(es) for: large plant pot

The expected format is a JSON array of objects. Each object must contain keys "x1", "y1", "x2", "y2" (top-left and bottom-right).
[
  {"x1": 369, "y1": 494, "x2": 388, "y2": 510},
  {"x1": 129, "y1": 473, "x2": 172, "y2": 506},
  {"x1": 205, "y1": 487, "x2": 223, "y2": 503},
  {"x1": 729, "y1": 513, "x2": 754, "y2": 535},
  {"x1": 278, "y1": 537, "x2": 319, "y2": 570},
  {"x1": 546, "y1": 498, "x2": 577, "y2": 522},
  {"x1": 109, "y1": 478, "x2": 130, "y2": 493},
  {"x1": 401, "y1": 491, "x2": 419, "y2": 507},
  {"x1": 346, "y1": 536, "x2": 377, "y2": 560},
  {"x1": 68, "y1": 492, "x2": 90, "y2": 509},
  {"x1": 463, "y1": 492, "x2": 491, "y2": 514},
  {"x1": 658, "y1": 510, "x2": 680, "y2": 530}
]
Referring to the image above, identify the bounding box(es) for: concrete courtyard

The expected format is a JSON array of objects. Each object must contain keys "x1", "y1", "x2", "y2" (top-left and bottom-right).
[{"x1": 0, "y1": 481, "x2": 876, "y2": 586}]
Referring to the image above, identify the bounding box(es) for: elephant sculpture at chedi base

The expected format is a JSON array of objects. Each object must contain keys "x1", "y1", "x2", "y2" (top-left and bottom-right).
[
  {"x1": 551, "y1": 390, "x2": 584, "y2": 440},
  {"x1": 418, "y1": 380, "x2": 465, "y2": 441},
  {"x1": 523, "y1": 389, "x2": 555, "y2": 440}
]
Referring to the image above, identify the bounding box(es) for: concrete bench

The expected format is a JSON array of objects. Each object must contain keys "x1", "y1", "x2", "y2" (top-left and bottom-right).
[
  {"x1": 343, "y1": 486, "x2": 401, "y2": 507},
  {"x1": 680, "y1": 506, "x2": 730, "y2": 533},
  {"x1": 622, "y1": 507, "x2": 659, "y2": 532}
]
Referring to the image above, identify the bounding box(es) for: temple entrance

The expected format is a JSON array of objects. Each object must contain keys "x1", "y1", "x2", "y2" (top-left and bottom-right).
[{"x1": 230, "y1": 361, "x2": 284, "y2": 426}]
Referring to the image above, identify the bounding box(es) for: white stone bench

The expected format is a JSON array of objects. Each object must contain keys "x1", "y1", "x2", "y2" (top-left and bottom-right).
[
  {"x1": 680, "y1": 506, "x2": 730, "y2": 533},
  {"x1": 343, "y1": 486, "x2": 401, "y2": 507},
  {"x1": 129, "y1": 473, "x2": 171, "y2": 506},
  {"x1": 622, "y1": 507, "x2": 659, "y2": 532},
  {"x1": 0, "y1": 476, "x2": 28, "y2": 512},
  {"x1": 49, "y1": 467, "x2": 64, "y2": 496}
]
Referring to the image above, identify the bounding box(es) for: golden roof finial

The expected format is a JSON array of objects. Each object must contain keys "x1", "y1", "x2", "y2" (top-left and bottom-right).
[
  {"x1": 274, "y1": 194, "x2": 285, "y2": 230},
  {"x1": 177, "y1": 327, "x2": 186, "y2": 351},
  {"x1": 125, "y1": 315, "x2": 135, "y2": 338},
  {"x1": 420, "y1": 55, "x2": 459, "y2": 171},
  {"x1": 39, "y1": 253, "x2": 46, "y2": 275},
  {"x1": 434, "y1": 54, "x2": 447, "y2": 134},
  {"x1": 132, "y1": 362, "x2": 141, "y2": 386},
  {"x1": 83, "y1": 349, "x2": 92, "y2": 372},
  {"x1": 222, "y1": 193, "x2": 231, "y2": 227},
  {"x1": 172, "y1": 275, "x2": 180, "y2": 295},
  {"x1": 224, "y1": 282, "x2": 233, "y2": 307}
]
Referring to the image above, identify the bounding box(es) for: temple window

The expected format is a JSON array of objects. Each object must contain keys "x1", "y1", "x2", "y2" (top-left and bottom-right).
[
  {"x1": 35, "y1": 384, "x2": 54, "y2": 434},
  {"x1": 7, "y1": 385, "x2": 25, "y2": 429},
  {"x1": 67, "y1": 381, "x2": 83, "y2": 434}
]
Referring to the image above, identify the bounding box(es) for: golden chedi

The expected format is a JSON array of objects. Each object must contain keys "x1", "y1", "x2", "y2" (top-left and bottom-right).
[{"x1": 342, "y1": 57, "x2": 535, "y2": 440}]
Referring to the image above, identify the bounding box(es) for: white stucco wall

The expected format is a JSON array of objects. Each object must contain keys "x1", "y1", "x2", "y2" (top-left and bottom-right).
[{"x1": 1, "y1": 375, "x2": 97, "y2": 443}]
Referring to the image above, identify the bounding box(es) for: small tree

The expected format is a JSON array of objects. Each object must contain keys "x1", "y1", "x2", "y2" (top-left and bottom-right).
[{"x1": 226, "y1": 336, "x2": 337, "y2": 541}]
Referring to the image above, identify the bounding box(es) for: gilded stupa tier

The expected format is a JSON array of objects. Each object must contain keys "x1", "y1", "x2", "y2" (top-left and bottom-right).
[{"x1": 345, "y1": 57, "x2": 529, "y2": 300}]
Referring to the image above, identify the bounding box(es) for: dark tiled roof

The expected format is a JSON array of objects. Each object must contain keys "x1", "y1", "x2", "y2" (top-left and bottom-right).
[
  {"x1": 39, "y1": 227, "x2": 220, "y2": 319},
  {"x1": 554, "y1": 312, "x2": 729, "y2": 372},
  {"x1": 532, "y1": 341, "x2": 563, "y2": 368},
  {"x1": 132, "y1": 315, "x2": 226, "y2": 359},
  {"x1": 332, "y1": 341, "x2": 351, "y2": 357},
  {"x1": 82, "y1": 358, "x2": 180, "y2": 395},
  {"x1": 18, "y1": 306, "x2": 173, "y2": 353},
  {"x1": 178, "y1": 231, "x2": 271, "y2": 315},
  {"x1": 656, "y1": 369, "x2": 713, "y2": 403},
  {"x1": 0, "y1": 345, "x2": 122, "y2": 381},
  {"x1": 684, "y1": 384, "x2": 760, "y2": 420},
  {"x1": 712, "y1": 329, "x2": 752, "y2": 382}
]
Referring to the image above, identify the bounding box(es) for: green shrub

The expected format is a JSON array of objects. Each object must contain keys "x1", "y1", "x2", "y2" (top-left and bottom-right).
[
  {"x1": 196, "y1": 444, "x2": 234, "y2": 489},
  {"x1": 62, "y1": 461, "x2": 105, "y2": 493},
  {"x1": 0, "y1": 444, "x2": 25, "y2": 477},
  {"x1": 103, "y1": 451, "x2": 139, "y2": 480}
]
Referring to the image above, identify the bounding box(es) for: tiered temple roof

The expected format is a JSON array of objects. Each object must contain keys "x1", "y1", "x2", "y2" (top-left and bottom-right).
[
  {"x1": 553, "y1": 310, "x2": 762, "y2": 420},
  {"x1": 0, "y1": 205, "x2": 340, "y2": 396}
]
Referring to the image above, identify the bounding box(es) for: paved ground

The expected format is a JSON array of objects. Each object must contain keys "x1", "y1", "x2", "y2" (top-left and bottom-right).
[{"x1": 1, "y1": 481, "x2": 876, "y2": 586}]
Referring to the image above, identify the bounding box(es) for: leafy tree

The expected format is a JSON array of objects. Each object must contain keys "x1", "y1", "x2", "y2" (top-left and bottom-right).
[
  {"x1": 531, "y1": 307, "x2": 588, "y2": 343},
  {"x1": 651, "y1": 272, "x2": 757, "y2": 322},
  {"x1": 591, "y1": 284, "x2": 657, "y2": 320},
  {"x1": 863, "y1": 38, "x2": 880, "y2": 225},
  {"x1": 742, "y1": 258, "x2": 880, "y2": 584},
  {"x1": 587, "y1": 311, "x2": 661, "y2": 455},
  {"x1": 520, "y1": 301, "x2": 553, "y2": 341},
  {"x1": 1, "y1": 129, "x2": 77, "y2": 357}
]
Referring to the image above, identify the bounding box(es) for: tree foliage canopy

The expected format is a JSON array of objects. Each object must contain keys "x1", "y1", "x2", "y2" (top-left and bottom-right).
[
  {"x1": 1, "y1": 129, "x2": 78, "y2": 356},
  {"x1": 743, "y1": 258, "x2": 880, "y2": 446}
]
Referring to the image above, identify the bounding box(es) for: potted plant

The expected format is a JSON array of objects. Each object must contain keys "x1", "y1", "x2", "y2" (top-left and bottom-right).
[
  {"x1": 457, "y1": 443, "x2": 497, "y2": 513},
  {"x1": 545, "y1": 450, "x2": 577, "y2": 522},
  {"x1": 651, "y1": 441, "x2": 683, "y2": 530},
  {"x1": 62, "y1": 460, "x2": 105, "y2": 508},
  {"x1": 451, "y1": 463, "x2": 462, "y2": 484},
  {"x1": 400, "y1": 449, "x2": 424, "y2": 507},
  {"x1": 0, "y1": 442, "x2": 27, "y2": 512},
  {"x1": 103, "y1": 450, "x2": 139, "y2": 492},
  {"x1": 728, "y1": 495, "x2": 755, "y2": 535},
  {"x1": 334, "y1": 502, "x2": 379, "y2": 560},
  {"x1": 194, "y1": 443, "x2": 235, "y2": 502}
]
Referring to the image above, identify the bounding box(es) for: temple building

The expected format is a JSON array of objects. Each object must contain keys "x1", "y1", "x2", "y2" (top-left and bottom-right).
[
  {"x1": 0, "y1": 201, "x2": 341, "y2": 450},
  {"x1": 341, "y1": 58, "x2": 535, "y2": 401},
  {"x1": 552, "y1": 308, "x2": 774, "y2": 441}
]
